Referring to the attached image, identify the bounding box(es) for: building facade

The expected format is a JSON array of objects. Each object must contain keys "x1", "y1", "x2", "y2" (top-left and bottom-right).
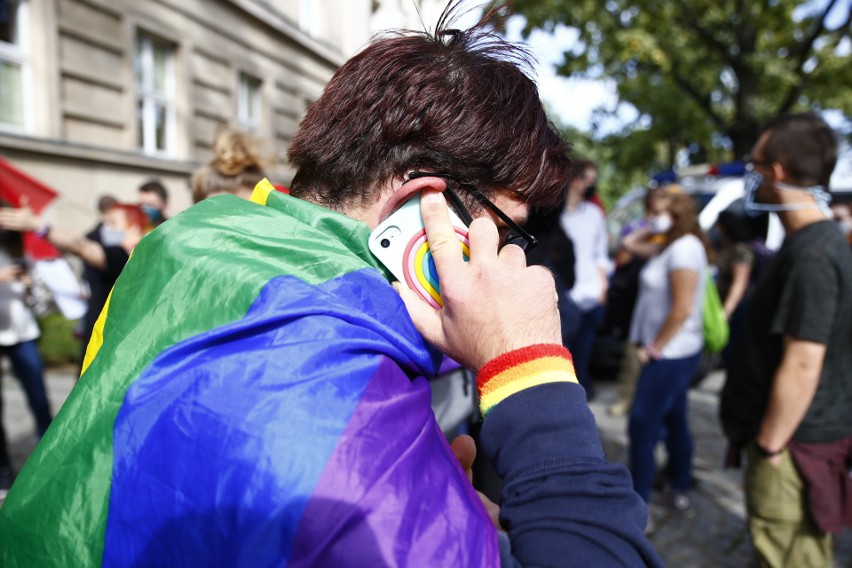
[{"x1": 0, "y1": 0, "x2": 446, "y2": 230}]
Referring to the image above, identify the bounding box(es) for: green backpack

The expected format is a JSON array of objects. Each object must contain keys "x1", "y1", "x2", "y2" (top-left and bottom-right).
[{"x1": 702, "y1": 272, "x2": 729, "y2": 353}]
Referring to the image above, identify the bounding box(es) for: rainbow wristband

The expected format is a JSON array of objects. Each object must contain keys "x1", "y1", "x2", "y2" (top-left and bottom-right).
[{"x1": 477, "y1": 344, "x2": 578, "y2": 417}]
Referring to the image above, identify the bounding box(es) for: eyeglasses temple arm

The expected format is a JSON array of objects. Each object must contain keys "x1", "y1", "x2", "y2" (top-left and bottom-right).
[{"x1": 472, "y1": 194, "x2": 539, "y2": 248}]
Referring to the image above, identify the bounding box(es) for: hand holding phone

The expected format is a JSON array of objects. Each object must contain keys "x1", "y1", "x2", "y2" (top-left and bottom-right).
[
  {"x1": 391, "y1": 189, "x2": 562, "y2": 372},
  {"x1": 369, "y1": 192, "x2": 469, "y2": 308}
]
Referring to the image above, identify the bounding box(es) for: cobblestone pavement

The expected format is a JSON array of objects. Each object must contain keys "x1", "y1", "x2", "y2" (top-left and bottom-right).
[
  {"x1": 589, "y1": 370, "x2": 852, "y2": 568},
  {"x1": 3, "y1": 367, "x2": 852, "y2": 566}
]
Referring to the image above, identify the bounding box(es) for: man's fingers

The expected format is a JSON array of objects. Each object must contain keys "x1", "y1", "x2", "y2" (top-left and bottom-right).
[
  {"x1": 420, "y1": 190, "x2": 466, "y2": 282},
  {"x1": 467, "y1": 218, "x2": 499, "y2": 265},
  {"x1": 450, "y1": 434, "x2": 476, "y2": 482},
  {"x1": 497, "y1": 242, "x2": 527, "y2": 267}
]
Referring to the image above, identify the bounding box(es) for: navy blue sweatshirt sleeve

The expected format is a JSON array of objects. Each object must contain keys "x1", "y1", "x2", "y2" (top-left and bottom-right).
[{"x1": 480, "y1": 381, "x2": 664, "y2": 567}]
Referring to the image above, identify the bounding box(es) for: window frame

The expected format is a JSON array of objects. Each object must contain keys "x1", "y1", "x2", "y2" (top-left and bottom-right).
[
  {"x1": 236, "y1": 71, "x2": 262, "y2": 133},
  {"x1": 135, "y1": 31, "x2": 177, "y2": 156},
  {"x1": 0, "y1": 0, "x2": 32, "y2": 132}
]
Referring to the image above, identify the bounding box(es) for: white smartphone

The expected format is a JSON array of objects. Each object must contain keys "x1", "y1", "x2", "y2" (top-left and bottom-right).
[{"x1": 369, "y1": 193, "x2": 469, "y2": 309}]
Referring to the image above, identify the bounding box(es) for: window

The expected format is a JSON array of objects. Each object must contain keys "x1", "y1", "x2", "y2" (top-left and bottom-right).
[
  {"x1": 0, "y1": 0, "x2": 29, "y2": 129},
  {"x1": 135, "y1": 32, "x2": 176, "y2": 155},
  {"x1": 299, "y1": 0, "x2": 320, "y2": 36},
  {"x1": 236, "y1": 72, "x2": 261, "y2": 132}
]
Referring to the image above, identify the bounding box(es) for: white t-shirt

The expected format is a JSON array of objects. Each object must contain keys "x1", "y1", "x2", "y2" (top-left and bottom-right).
[
  {"x1": 560, "y1": 203, "x2": 609, "y2": 311},
  {"x1": 0, "y1": 252, "x2": 40, "y2": 347},
  {"x1": 629, "y1": 234, "x2": 707, "y2": 359}
]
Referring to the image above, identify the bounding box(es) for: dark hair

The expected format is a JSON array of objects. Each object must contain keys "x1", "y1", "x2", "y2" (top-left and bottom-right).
[
  {"x1": 716, "y1": 208, "x2": 768, "y2": 243},
  {"x1": 97, "y1": 194, "x2": 118, "y2": 214},
  {"x1": 0, "y1": 200, "x2": 24, "y2": 257},
  {"x1": 139, "y1": 180, "x2": 169, "y2": 203},
  {"x1": 662, "y1": 193, "x2": 714, "y2": 262},
  {"x1": 570, "y1": 158, "x2": 596, "y2": 182},
  {"x1": 761, "y1": 113, "x2": 838, "y2": 189},
  {"x1": 288, "y1": 2, "x2": 571, "y2": 211}
]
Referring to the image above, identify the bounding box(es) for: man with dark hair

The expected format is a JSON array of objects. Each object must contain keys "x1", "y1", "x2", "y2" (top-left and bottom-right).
[
  {"x1": 138, "y1": 179, "x2": 168, "y2": 226},
  {"x1": 721, "y1": 112, "x2": 852, "y2": 567},
  {"x1": 0, "y1": 6, "x2": 660, "y2": 567}
]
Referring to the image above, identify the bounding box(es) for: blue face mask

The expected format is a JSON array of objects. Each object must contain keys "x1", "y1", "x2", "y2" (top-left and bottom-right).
[
  {"x1": 141, "y1": 204, "x2": 163, "y2": 224},
  {"x1": 743, "y1": 169, "x2": 832, "y2": 217}
]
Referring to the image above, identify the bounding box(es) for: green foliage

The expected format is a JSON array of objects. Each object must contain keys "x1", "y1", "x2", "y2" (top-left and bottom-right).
[
  {"x1": 546, "y1": 110, "x2": 647, "y2": 209},
  {"x1": 37, "y1": 314, "x2": 81, "y2": 368},
  {"x1": 507, "y1": 0, "x2": 851, "y2": 181}
]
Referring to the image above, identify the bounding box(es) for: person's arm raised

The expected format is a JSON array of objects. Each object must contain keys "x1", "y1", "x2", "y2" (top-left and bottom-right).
[
  {"x1": 395, "y1": 189, "x2": 562, "y2": 372},
  {"x1": 0, "y1": 206, "x2": 107, "y2": 269},
  {"x1": 397, "y1": 188, "x2": 662, "y2": 567}
]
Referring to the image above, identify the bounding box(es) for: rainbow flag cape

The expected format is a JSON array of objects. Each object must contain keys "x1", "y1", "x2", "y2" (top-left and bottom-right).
[{"x1": 0, "y1": 181, "x2": 498, "y2": 567}]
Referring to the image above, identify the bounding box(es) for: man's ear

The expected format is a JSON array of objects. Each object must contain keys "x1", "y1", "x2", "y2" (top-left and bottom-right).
[
  {"x1": 770, "y1": 161, "x2": 787, "y2": 185},
  {"x1": 377, "y1": 175, "x2": 448, "y2": 223}
]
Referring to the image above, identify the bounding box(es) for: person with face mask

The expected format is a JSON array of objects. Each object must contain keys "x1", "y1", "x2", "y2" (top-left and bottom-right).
[
  {"x1": 605, "y1": 185, "x2": 673, "y2": 417},
  {"x1": 137, "y1": 180, "x2": 169, "y2": 227},
  {"x1": 0, "y1": 202, "x2": 150, "y2": 374},
  {"x1": 625, "y1": 192, "x2": 713, "y2": 529},
  {"x1": 721, "y1": 113, "x2": 852, "y2": 567}
]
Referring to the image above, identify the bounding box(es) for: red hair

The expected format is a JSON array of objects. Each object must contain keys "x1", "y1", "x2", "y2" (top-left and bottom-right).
[{"x1": 109, "y1": 204, "x2": 151, "y2": 233}]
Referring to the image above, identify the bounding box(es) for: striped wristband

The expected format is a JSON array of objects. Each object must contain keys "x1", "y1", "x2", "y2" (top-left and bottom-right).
[{"x1": 476, "y1": 344, "x2": 578, "y2": 417}]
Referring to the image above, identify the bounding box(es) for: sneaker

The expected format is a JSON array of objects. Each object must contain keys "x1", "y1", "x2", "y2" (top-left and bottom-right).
[
  {"x1": 666, "y1": 491, "x2": 697, "y2": 519},
  {"x1": 672, "y1": 492, "x2": 691, "y2": 512}
]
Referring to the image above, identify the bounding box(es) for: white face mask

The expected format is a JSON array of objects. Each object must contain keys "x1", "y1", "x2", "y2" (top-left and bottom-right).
[
  {"x1": 649, "y1": 214, "x2": 672, "y2": 234},
  {"x1": 743, "y1": 169, "x2": 832, "y2": 217},
  {"x1": 100, "y1": 225, "x2": 127, "y2": 247}
]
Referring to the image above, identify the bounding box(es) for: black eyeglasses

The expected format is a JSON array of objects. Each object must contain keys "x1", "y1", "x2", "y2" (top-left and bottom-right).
[{"x1": 407, "y1": 171, "x2": 538, "y2": 251}]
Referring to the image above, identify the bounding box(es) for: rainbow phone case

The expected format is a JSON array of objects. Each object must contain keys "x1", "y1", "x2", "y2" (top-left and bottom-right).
[{"x1": 369, "y1": 193, "x2": 470, "y2": 309}]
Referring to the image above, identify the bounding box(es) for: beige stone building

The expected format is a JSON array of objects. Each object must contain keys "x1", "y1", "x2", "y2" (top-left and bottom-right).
[{"x1": 0, "y1": 0, "x2": 447, "y2": 231}]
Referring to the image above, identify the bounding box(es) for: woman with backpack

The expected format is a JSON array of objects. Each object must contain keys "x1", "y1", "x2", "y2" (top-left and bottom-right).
[
  {"x1": 624, "y1": 193, "x2": 714, "y2": 525},
  {"x1": 714, "y1": 207, "x2": 772, "y2": 369}
]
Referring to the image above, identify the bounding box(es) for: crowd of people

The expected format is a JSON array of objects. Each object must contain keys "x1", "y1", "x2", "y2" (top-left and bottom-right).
[{"x1": 0, "y1": 3, "x2": 849, "y2": 567}]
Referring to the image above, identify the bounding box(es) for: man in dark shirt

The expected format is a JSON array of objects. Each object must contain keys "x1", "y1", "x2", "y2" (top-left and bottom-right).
[
  {"x1": 720, "y1": 113, "x2": 852, "y2": 567},
  {"x1": 79, "y1": 183, "x2": 168, "y2": 365}
]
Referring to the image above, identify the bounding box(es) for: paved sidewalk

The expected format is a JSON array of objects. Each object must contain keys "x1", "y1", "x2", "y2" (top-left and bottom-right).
[
  {"x1": 2, "y1": 365, "x2": 76, "y2": 479},
  {"x1": 589, "y1": 370, "x2": 852, "y2": 567},
  {"x1": 4, "y1": 367, "x2": 852, "y2": 566}
]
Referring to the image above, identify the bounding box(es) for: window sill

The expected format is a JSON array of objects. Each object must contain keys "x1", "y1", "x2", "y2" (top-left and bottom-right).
[{"x1": 0, "y1": 131, "x2": 197, "y2": 175}]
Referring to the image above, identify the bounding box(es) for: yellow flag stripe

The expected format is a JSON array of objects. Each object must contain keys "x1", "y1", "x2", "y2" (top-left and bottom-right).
[{"x1": 249, "y1": 178, "x2": 276, "y2": 206}]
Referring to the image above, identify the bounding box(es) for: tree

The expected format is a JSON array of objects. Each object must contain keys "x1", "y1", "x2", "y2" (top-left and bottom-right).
[{"x1": 504, "y1": 0, "x2": 852, "y2": 166}]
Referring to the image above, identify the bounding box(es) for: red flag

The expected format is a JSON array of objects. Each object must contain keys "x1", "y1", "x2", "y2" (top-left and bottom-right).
[{"x1": 0, "y1": 157, "x2": 61, "y2": 259}]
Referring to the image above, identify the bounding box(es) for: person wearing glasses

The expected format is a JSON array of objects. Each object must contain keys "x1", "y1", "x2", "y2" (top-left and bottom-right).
[
  {"x1": 721, "y1": 113, "x2": 852, "y2": 568},
  {"x1": 0, "y1": 5, "x2": 662, "y2": 567}
]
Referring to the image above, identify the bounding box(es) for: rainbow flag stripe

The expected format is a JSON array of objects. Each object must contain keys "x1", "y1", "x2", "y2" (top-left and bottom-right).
[
  {"x1": 477, "y1": 344, "x2": 578, "y2": 416},
  {"x1": 0, "y1": 180, "x2": 498, "y2": 567}
]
